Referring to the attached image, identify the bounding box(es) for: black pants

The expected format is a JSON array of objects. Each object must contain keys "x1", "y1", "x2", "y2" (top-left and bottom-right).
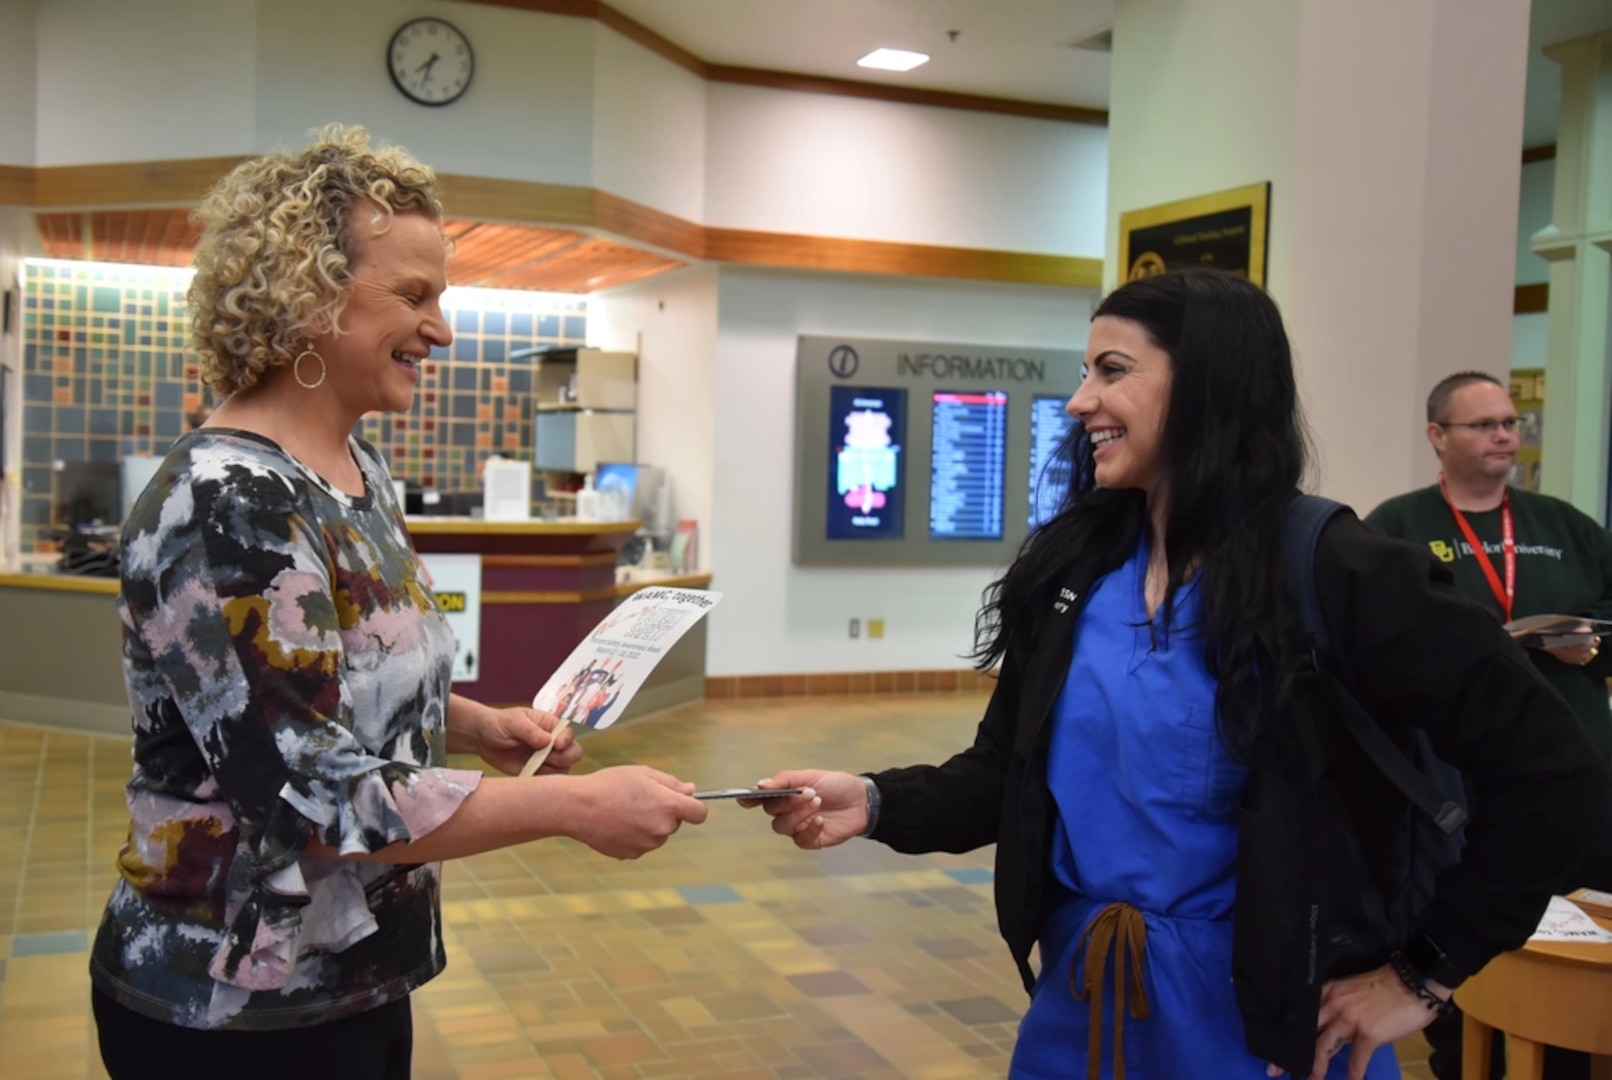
[{"x1": 93, "y1": 986, "x2": 413, "y2": 1080}]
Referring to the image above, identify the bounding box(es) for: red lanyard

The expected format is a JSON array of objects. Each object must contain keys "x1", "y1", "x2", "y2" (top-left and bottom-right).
[{"x1": 1439, "y1": 476, "x2": 1514, "y2": 622}]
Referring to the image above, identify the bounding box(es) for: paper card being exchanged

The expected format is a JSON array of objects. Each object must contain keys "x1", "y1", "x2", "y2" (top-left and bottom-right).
[
  {"x1": 519, "y1": 587, "x2": 722, "y2": 777},
  {"x1": 1503, "y1": 614, "x2": 1612, "y2": 650}
]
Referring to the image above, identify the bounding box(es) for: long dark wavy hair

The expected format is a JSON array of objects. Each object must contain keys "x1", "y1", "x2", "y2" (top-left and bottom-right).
[{"x1": 973, "y1": 268, "x2": 1313, "y2": 756}]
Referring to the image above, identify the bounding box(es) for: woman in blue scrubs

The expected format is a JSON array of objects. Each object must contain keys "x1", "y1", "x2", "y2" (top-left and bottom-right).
[{"x1": 751, "y1": 269, "x2": 1611, "y2": 1079}]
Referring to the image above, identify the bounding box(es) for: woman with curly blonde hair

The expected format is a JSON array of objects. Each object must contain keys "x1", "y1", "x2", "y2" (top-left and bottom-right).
[{"x1": 89, "y1": 126, "x2": 708, "y2": 1080}]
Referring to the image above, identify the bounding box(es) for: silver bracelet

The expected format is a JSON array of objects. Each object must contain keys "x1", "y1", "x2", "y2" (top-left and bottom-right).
[{"x1": 859, "y1": 774, "x2": 881, "y2": 837}]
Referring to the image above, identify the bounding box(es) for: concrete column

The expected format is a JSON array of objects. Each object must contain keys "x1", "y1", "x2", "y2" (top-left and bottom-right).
[
  {"x1": 1534, "y1": 32, "x2": 1612, "y2": 518},
  {"x1": 1109, "y1": 0, "x2": 1532, "y2": 512}
]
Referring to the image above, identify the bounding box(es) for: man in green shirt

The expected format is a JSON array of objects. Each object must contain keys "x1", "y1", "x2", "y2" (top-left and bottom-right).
[{"x1": 1366, "y1": 370, "x2": 1612, "y2": 1080}]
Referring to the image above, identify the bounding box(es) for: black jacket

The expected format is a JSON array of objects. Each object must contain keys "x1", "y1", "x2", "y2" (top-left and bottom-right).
[{"x1": 869, "y1": 511, "x2": 1612, "y2": 1070}]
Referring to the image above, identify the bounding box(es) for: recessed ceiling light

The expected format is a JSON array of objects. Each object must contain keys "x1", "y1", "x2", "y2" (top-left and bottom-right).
[{"x1": 857, "y1": 48, "x2": 930, "y2": 72}]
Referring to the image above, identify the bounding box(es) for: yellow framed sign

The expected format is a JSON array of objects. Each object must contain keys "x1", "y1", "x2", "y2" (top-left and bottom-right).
[{"x1": 1118, "y1": 182, "x2": 1271, "y2": 286}]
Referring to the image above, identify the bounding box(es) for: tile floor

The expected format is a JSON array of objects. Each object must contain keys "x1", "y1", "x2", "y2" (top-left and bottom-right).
[{"x1": 0, "y1": 693, "x2": 1436, "y2": 1078}]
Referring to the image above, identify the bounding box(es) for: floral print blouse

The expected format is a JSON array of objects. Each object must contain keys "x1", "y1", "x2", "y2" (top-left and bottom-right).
[{"x1": 90, "y1": 430, "x2": 480, "y2": 1030}]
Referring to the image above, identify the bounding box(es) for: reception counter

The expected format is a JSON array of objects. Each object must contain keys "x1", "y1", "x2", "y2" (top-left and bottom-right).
[{"x1": 0, "y1": 518, "x2": 711, "y2": 736}]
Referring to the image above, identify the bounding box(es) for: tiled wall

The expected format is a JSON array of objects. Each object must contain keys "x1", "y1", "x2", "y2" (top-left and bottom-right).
[{"x1": 18, "y1": 260, "x2": 586, "y2": 552}]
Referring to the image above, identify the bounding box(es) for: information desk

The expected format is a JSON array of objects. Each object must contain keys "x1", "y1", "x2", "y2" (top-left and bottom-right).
[
  {"x1": 0, "y1": 518, "x2": 710, "y2": 735},
  {"x1": 405, "y1": 517, "x2": 712, "y2": 717}
]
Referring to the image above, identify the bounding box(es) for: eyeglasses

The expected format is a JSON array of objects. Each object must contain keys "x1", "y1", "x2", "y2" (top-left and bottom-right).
[{"x1": 1437, "y1": 418, "x2": 1520, "y2": 435}]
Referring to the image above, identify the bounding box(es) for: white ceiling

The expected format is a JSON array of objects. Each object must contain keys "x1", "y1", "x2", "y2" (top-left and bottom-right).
[
  {"x1": 602, "y1": 0, "x2": 1610, "y2": 150},
  {"x1": 1523, "y1": 0, "x2": 1612, "y2": 148},
  {"x1": 605, "y1": 0, "x2": 1114, "y2": 110}
]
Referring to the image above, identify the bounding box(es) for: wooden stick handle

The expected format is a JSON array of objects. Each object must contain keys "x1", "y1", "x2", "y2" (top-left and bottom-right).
[{"x1": 517, "y1": 717, "x2": 570, "y2": 778}]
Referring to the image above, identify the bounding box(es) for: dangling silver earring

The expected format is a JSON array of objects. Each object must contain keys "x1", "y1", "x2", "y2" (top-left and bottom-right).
[{"x1": 292, "y1": 348, "x2": 327, "y2": 390}]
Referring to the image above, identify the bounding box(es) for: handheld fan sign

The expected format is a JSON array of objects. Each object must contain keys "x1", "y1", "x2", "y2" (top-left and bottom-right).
[{"x1": 519, "y1": 587, "x2": 722, "y2": 776}]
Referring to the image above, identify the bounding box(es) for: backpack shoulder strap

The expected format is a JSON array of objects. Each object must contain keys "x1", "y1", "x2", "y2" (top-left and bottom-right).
[{"x1": 1281, "y1": 495, "x2": 1468, "y2": 836}]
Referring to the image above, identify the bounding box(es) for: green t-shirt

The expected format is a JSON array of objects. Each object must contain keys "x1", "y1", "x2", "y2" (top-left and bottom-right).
[{"x1": 1364, "y1": 484, "x2": 1612, "y2": 760}]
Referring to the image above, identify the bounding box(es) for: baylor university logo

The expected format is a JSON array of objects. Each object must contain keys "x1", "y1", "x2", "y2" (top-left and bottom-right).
[{"x1": 1428, "y1": 540, "x2": 1456, "y2": 563}]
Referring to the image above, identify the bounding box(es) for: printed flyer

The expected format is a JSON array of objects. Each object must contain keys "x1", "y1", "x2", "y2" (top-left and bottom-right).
[{"x1": 520, "y1": 587, "x2": 722, "y2": 776}]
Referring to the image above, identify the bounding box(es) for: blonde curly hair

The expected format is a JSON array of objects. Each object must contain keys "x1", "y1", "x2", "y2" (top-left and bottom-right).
[{"x1": 188, "y1": 124, "x2": 444, "y2": 396}]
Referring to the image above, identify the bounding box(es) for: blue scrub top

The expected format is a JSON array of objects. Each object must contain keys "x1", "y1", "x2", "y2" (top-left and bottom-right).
[{"x1": 1009, "y1": 537, "x2": 1398, "y2": 1080}]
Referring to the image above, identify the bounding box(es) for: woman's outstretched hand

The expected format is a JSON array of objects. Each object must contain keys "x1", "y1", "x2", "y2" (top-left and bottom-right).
[
  {"x1": 1265, "y1": 963, "x2": 1446, "y2": 1080},
  {"x1": 741, "y1": 770, "x2": 868, "y2": 850}
]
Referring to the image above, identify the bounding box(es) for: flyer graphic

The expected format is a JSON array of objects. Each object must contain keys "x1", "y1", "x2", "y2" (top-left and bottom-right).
[{"x1": 530, "y1": 585, "x2": 721, "y2": 733}]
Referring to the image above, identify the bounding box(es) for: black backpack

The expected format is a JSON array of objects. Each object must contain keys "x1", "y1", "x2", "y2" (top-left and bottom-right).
[{"x1": 1281, "y1": 494, "x2": 1469, "y2": 945}]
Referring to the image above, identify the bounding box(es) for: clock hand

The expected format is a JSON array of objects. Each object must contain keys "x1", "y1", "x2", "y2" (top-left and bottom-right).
[{"x1": 415, "y1": 52, "x2": 440, "y2": 78}]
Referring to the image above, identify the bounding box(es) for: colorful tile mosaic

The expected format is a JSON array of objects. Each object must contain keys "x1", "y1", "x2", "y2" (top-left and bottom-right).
[{"x1": 18, "y1": 260, "x2": 587, "y2": 553}]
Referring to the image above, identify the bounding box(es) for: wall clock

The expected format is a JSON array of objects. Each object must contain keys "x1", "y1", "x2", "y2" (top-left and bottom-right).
[{"x1": 388, "y1": 17, "x2": 474, "y2": 106}]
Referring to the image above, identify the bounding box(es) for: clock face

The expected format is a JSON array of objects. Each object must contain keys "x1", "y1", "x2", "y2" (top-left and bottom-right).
[{"x1": 388, "y1": 18, "x2": 474, "y2": 106}]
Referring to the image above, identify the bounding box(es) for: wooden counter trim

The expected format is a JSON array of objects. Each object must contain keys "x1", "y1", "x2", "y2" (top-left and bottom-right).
[
  {"x1": 707, "y1": 65, "x2": 1108, "y2": 126},
  {"x1": 0, "y1": 165, "x2": 33, "y2": 206},
  {"x1": 406, "y1": 518, "x2": 639, "y2": 536},
  {"x1": 0, "y1": 573, "x2": 119, "y2": 595},
  {"x1": 706, "y1": 667, "x2": 999, "y2": 699},
  {"x1": 705, "y1": 228, "x2": 1103, "y2": 288},
  {"x1": 483, "y1": 586, "x2": 620, "y2": 604},
  {"x1": 435, "y1": 174, "x2": 595, "y2": 226},
  {"x1": 592, "y1": 190, "x2": 706, "y2": 258},
  {"x1": 481, "y1": 552, "x2": 620, "y2": 568},
  {"x1": 616, "y1": 572, "x2": 712, "y2": 597},
  {"x1": 33, "y1": 156, "x2": 246, "y2": 208}
]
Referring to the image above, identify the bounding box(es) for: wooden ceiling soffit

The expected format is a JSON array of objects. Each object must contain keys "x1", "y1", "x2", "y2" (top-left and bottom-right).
[
  {"x1": 17, "y1": 163, "x2": 1089, "y2": 290},
  {"x1": 35, "y1": 208, "x2": 200, "y2": 266},
  {"x1": 444, "y1": 219, "x2": 685, "y2": 292},
  {"x1": 458, "y1": 0, "x2": 1106, "y2": 126}
]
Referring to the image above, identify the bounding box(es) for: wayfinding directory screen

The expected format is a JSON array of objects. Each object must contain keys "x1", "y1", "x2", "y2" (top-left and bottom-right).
[
  {"x1": 929, "y1": 390, "x2": 1007, "y2": 541},
  {"x1": 826, "y1": 386, "x2": 906, "y2": 540},
  {"x1": 1029, "y1": 394, "x2": 1076, "y2": 528}
]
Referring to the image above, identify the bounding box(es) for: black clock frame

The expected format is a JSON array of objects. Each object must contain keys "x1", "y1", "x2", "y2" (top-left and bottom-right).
[{"x1": 387, "y1": 17, "x2": 475, "y2": 107}]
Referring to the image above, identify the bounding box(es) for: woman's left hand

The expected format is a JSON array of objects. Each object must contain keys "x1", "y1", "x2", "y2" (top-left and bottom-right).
[
  {"x1": 471, "y1": 705, "x2": 582, "y2": 775},
  {"x1": 1265, "y1": 963, "x2": 1445, "y2": 1080}
]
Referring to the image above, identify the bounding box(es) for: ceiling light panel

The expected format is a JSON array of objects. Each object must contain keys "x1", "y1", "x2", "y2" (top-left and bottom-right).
[{"x1": 856, "y1": 48, "x2": 930, "y2": 72}]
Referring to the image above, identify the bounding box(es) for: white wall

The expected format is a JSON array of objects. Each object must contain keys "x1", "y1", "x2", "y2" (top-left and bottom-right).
[
  {"x1": 1107, "y1": 0, "x2": 1301, "y2": 296},
  {"x1": 1288, "y1": 0, "x2": 1528, "y2": 511},
  {"x1": 1516, "y1": 157, "x2": 1556, "y2": 286},
  {"x1": 253, "y1": 0, "x2": 594, "y2": 184},
  {"x1": 35, "y1": 0, "x2": 257, "y2": 165},
  {"x1": 705, "y1": 84, "x2": 1106, "y2": 256},
  {"x1": 1512, "y1": 157, "x2": 1556, "y2": 371},
  {"x1": 0, "y1": 206, "x2": 42, "y2": 567},
  {"x1": 706, "y1": 269, "x2": 1093, "y2": 676},
  {"x1": 0, "y1": 0, "x2": 37, "y2": 166},
  {"x1": 586, "y1": 265, "x2": 719, "y2": 560},
  {"x1": 591, "y1": 24, "x2": 706, "y2": 223}
]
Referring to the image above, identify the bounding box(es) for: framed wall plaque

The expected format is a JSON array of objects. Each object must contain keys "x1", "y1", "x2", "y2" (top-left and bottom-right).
[{"x1": 1118, "y1": 181, "x2": 1271, "y2": 286}]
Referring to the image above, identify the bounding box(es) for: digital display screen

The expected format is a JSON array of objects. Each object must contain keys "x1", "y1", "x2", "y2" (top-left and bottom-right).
[
  {"x1": 1029, "y1": 394, "x2": 1075, "y2": 528},
  {"x1": 929, "y1": 390, "x2": 1007, "y2": 541},
  {"x1": 826, "y1": 386, "x2": 906, "y2": 540}
]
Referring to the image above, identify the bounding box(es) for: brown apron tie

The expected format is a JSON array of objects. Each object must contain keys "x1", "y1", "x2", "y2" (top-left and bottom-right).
[{"x1": 1068, "y1": 901, "x2": 1151, "y2": 1080}]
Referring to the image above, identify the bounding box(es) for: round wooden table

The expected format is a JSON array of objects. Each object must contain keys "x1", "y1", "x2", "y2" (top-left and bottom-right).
[{"x1": 1455, "y1": 910, "x2": 1612, "y2": 1080}]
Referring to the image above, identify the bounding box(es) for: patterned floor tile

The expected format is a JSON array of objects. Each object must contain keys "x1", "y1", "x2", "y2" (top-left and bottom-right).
[{"x1": 0, "y1": 698, "x2": 1446, "y2": 1078}]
